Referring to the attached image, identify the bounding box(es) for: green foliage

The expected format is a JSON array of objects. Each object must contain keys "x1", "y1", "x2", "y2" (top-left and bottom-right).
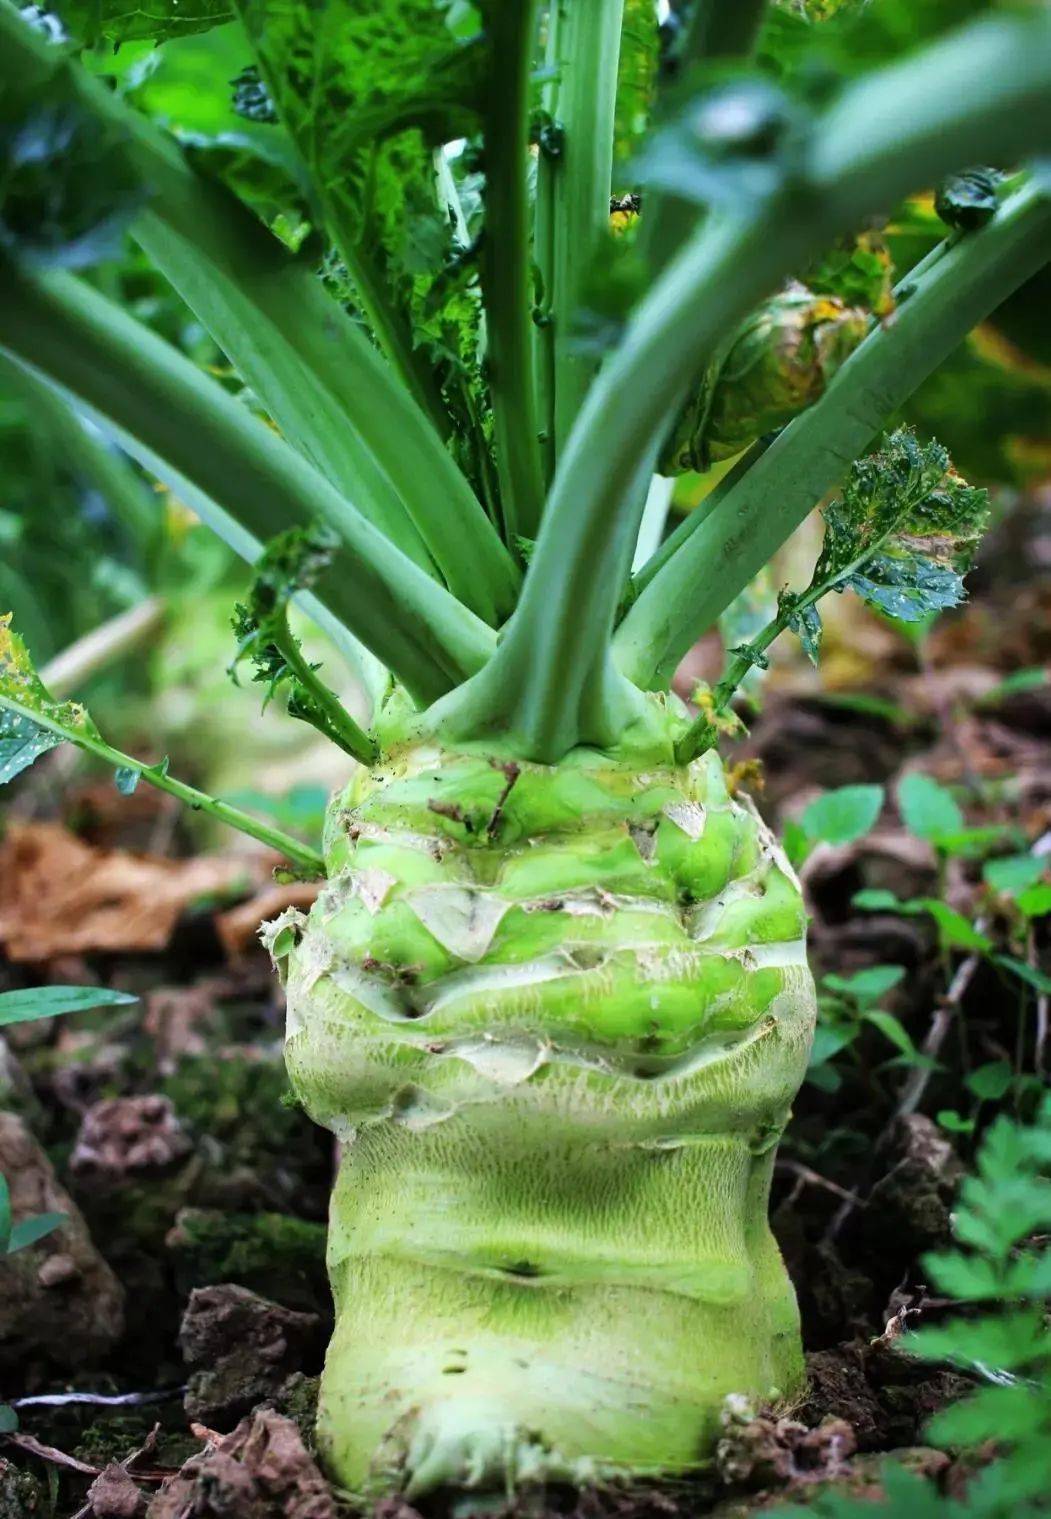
[
  {"x1": 807, "y1": 962, "x2": 910, "y2": 1092},
  {"x1": 769, "y1": 1100, "x2": 1051, "y2": 1518},
  {"x1": 679, "y1": 431, "x2": 990, "y2": 762},
  {"x1": 897, "y1": 771, "x2": 965, "y2": 843},
  {"x1": 0, "y1": 985, "x2": 137, "y2": 1027},
  {"x1": 806, "y1": 429, "x2": 989, "y2": 627},
  {"x1": 230, "y1": 526, "x2": 378, "y2": 766},
  {"x1": 801, "y1": 782, "x2": 884, "y2": 846}
]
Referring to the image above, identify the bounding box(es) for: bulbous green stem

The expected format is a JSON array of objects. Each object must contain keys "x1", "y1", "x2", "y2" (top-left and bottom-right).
[{"x1": 273, "y1": 699, "x2": 816, "y2": 1497}]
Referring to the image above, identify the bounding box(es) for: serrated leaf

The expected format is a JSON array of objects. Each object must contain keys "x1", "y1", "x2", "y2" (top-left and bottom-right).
[
  {"x1": 0, "y1": 612, "x2": 99, "y2": 784},
  {"x1": 234, "y1": 0, "x2": 486, "y2": 423},
  {"x1": 928, "y1": 1381, "x2": 1044, "y2": 1449},
  {"x1": 0, "y1": 703, "x2": 63, "y2": 784},
  {"x1": 897, "y1": 771, "x2": 965, "y2": 841},
  {"x1": 0, "y1": 985, "x2": 138, "y2": 1028},
  {"x1": 51, "y1": 0, "x2": 232, "y2": 44},
  {"x1": 906, "y1": 1310, "x2": 1046, "y2": 1372},
  {"x1": 801, "y1": 783, "x2": 884, "y2": 845}
]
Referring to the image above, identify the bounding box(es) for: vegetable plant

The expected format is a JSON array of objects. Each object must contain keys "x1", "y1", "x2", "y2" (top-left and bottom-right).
[{"x1": 1, "y1": 0, "x2": 1051, "y2": 1499}]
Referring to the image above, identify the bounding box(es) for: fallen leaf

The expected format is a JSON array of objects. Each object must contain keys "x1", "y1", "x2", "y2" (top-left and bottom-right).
[{"x1": 0, "y1": 822, "x2": 248, "y2": 961}]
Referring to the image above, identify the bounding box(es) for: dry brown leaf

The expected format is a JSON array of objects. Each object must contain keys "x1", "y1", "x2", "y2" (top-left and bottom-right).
[{"x1": 0, "y1": 822, "x2": 248, "y2": 961}]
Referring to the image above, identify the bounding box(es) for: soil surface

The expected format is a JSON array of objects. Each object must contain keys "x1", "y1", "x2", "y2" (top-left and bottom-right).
[{"x1": 1, "y1": 494, "x2": 1049, "y2": 1517}]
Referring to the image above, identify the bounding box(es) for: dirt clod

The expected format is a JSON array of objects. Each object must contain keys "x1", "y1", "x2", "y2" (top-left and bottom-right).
[
  {"x1": 72, "y1": 1097, "x2": 194, "y2": 1181},
  {"x1": 145, "y1": 1409, "x2": 335, "y2": 1519},
  {"x1": 0, "y1": 1111, "x2": 124, "y2": 1371},
  {"x1": 716, "y1": 1395, "x2": 856, "y2": 1490},
  {"x1": 179, "y1": 1284, "x2": 322, "y2": 1428},
  {"x1": 87, "y1": 1463, "x2": 148, "y2": 1519}
]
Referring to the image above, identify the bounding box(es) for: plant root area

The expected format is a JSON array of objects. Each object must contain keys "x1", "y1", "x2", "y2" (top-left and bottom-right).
[{"x1": 1, "y1": 500, "x2": 1049, "y2": 1517}]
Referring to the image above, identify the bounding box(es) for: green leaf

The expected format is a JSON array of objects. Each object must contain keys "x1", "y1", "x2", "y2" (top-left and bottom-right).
[
  {"x1": 6, "y1": 1211, "x2": 68, "y2": 1253},
  {"x1": 0, "y1": 1404, "x2": 17, "y2": 1434},
  {"x1": 995, "y1": 955, "x2": 1051, "y2": 996},
  {"x1": 0, "y1": 985, "x2": 138, "y2": 1028},
  {"x1": 52, "y1": 0, "x2": 232, "y2": 45},
  {"x1": 782, "y1": 816, "x2": 811, "y2": 870},
  {"x1": 922, "y1": 900, "x2": 992, "y2": 953},
  {"x1": 897, "y1": 771, "x2": 965, "y2": 841},
  {"x1": 0, "y1": 611, "x2": 99, "y2": 783},
  {"x1": 812, "y1": 429, "x2": 989, "y2": 629},
  {"x1": 0, "y1": 702, "x2": 63, "y2": 784},
  {"x1": 851, "y1": 888, "x2": 993, "y2": 951},
  {"x1": 966, "y1": 1060, "x2": 1014, "y2": 1102},
  {"x1": 929, "y1": 1381, "x2": 1045, "y2": 1450},
  {"x1": 936, "y1": 1109, "x2": 975, "y2": 1135},
  {"x1": 984, "y1": 853, "x2": 1047, "y2": 897},
  {"x1": 863, "y1": 1009, "x2": 922, "y2": 1061},
  {"x1": 234, "y1": 0, "x2": 486, "y2": 419},
  {"x1": 851, "y1": 887, "x2": 903, "y2": 912},
  {"x1": 801, "y1": 783, "x2": 884, "y2": 846},
  {"x1": 906, "y1": 1309, "x2": 1047, "y2": 1372},
  {"x1": 1017, "y1": 882, "x2": 1051, "y2": 919},
  {"x1": 822, "y1": 963, "x2": 905, "y2": 1006}
]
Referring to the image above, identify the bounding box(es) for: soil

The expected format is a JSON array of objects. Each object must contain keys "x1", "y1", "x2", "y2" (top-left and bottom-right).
[{"x1": 1, "y1": 497, "x2": 1048, "y2": 1517}]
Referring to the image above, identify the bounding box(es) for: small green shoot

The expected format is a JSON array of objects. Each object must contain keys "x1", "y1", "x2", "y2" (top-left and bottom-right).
[{"x1": 231, "y1": 527, "x2": 378, "y2": 767}]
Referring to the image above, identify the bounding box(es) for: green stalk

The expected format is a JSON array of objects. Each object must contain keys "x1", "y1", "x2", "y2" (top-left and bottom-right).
[
  {"x1": 468, "y1": 11, "x2": 1051, "y2": 758},
  {"x1": 0, "y1": 691, "x2": 324, "y2": 874},
  {"x1": 616, "y1": 179, "x2": 1051, "y2": 688},
  {"x1": 480, "y1": 0, "x2": 546, "y2": 542},
  {"x1": 321, "y1": 193, "x2": 453, "y2": 440},
  {"x1": 0, "y1": 7, "x2": 521, "y2": 626},
  {"x1": 538, "y1": 0, "x2": 626, "y2": 461},
  {"x1": 0, "y1": 260, "x2": 496, "y2": 704},
  {"x1": 269, "y1": 616, "x2": 379, "y2": 768}
]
